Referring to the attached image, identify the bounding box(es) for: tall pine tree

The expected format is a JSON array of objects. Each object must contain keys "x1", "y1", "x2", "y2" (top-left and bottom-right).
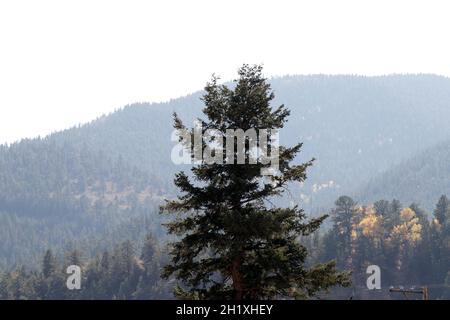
[{"x1": 161, "y1": 65, "x2": 350, "y2": 299}]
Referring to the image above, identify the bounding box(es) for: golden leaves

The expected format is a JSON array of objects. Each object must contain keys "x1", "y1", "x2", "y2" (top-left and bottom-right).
[
  {"x1": 358, "y1": 206, "x2": 381, "y2": 238},
  {"x1": 400, "y1": 207, "x2": 415, "y2": 222},
  {"x1": 390, "y1": 208, "x2": 422, "y2": 245}
]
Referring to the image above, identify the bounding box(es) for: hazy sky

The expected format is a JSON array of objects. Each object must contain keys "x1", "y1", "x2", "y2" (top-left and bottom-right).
[{"x1": 1, "y1": 0, "x2": 449, "y2": 144}]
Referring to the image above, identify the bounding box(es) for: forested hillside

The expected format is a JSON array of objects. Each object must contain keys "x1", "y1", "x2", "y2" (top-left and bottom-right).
[
  {"x1": 357, "y1": 139, "x2": 450, "y2": 209},
  {"x1": 316, "y1": 195, "x2": 450, "y2": 299},
  {"x1": 2, "y1": 74, "x2": 450, "y2": 270},
  {"x1": 42, "y1": 74, "x2": 450, "y2": 210},
  {"x1": 0, "y1": 138, "x2": 166, "y2": 268},
  {"x1": 4, "y1": 194, "x2": 450, "y2": 300},
  {"x1": 0, "y1": 235, "x2": 173, "y2": 299}
]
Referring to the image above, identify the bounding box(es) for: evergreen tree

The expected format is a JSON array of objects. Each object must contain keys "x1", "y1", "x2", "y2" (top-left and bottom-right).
[
  {"x1": 330, "y1": 196, "x2": 358, "y2": 270},
  {"x1": 65, "y1": 249, "x2": 83, "y2": 267},
  {"x1": 140, "y1": 234, "x2": 158, "y2": 266},
  {"x1": 42, "y1": 249, "x2": 57, "y2": 278},
  {"x1": 119, "y1": 240, "x2": 135, "y2": 277},
  {"x1": 434, "y1": 195, "x2": 450, "y2": 226},
  {"x1": 161, "y1": 65, "x2": 350, "y2": 300},
  {"x1": 431, "y1": 195, "x2": 450, "y2": 284},
  {"x1": 97, "y1": 251, "x2": 113, "y2": 299}
]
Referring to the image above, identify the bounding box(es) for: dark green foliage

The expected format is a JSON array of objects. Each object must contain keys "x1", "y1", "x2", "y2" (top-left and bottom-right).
[
  {"x1": 42, "y1": 250, "x2": 57, "y2": 278},
  {"x1": 0, "y1": 235, "x2": 171, "y2": 300},
  {"x1": 161, "y1": 65, "x2": 350, "y2": 300},
  {"x1": 434, "y1": 195, "x2": 450, "y2": 225},
  {"x1": 318, "y1": 195, "x2": 450, "y2": 299},
  {"x1": 324, "y1": 196, "x2": 358, "y2": 270}
]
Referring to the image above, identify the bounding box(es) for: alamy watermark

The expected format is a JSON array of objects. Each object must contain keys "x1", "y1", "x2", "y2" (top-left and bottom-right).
[
  {"x1": 366, "y1": 265, "x2": 381, "y2": 290},
  {"x1": 66, "y1": 265, "x2": 81, "y2": 290},
  {"x1": 171, "y1": 120, "x2": 280, "y2": 176}
]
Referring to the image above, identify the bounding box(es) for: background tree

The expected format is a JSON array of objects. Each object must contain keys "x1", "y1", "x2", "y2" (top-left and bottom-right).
[
  {"x1": 430, "y1": 195, "x2": 450, "y2": 284},
  {"x1": 434, "y1": 195, "x2": 450, "y2": 225},
  {"x1": 161, "y1": 64, "x2": 350, "y2": 300},
  {"x1": 328, "y1": 196, "x2": 358, "y2": 270},
  {"x1": 42, "y1": 250, "x2": 57, "y2": 279}
]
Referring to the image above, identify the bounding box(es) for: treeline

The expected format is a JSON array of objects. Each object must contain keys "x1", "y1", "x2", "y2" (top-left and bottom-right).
[
  {"x1": 3, "y1": 194, "x2": 450, "y2": 299},
  {"x1": 0, "y1": 235, "x2": 172, "y2": 300},
  {"x1": 0, "y1": 206, "x2": 166, "y2": 269},
  {"x1": 315, "y1": 195, "x2": 450, "y2": 299}
]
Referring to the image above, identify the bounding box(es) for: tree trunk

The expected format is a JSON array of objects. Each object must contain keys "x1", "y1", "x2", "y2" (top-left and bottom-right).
[{"x1": 231, "y1": 255, "x2": 243, "y2": 300}]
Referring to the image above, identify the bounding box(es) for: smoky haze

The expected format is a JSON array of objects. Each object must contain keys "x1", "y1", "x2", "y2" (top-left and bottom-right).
[{"x1": 1, "y1": 0, "x2": 450, "y2": 143}]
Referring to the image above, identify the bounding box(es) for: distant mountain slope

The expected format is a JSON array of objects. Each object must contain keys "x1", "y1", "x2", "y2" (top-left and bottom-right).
[
  {"x1": 0, "y1": 137, "x2": 165, "y2": 268},
  {"x1": 46, "y1": 74, "x2": 450, "y2": 208},
  {"x1": 356, "y1": 139, "x2": 450, "y2": 210},
  {"x1": 2, "y1": 74, "x2": 450, "y2": 267},
  {"x1": 271, "y1": 75, "x2": 450, "y2": 208}
]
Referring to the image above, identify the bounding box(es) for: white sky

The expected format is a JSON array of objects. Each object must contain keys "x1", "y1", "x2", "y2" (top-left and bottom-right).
[{"x1": 1, "y1": 0, "x2": 449, "y2": 144}]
